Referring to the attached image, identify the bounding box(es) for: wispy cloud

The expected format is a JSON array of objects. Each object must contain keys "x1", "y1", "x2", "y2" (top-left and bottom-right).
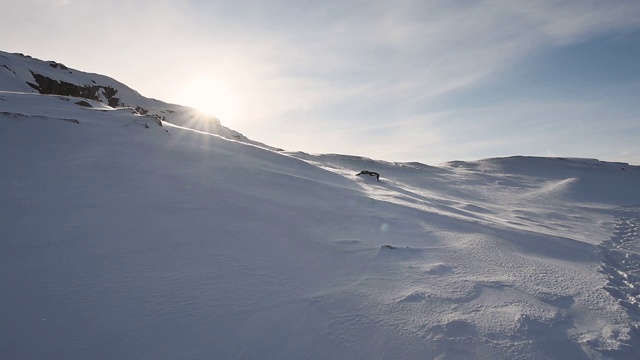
[
  {"x1": 1, "y1": 0, "x2": 639, "y2": 164},
  {"x1": 189, "y1": 0, "x2": 640, "y2": 128}
]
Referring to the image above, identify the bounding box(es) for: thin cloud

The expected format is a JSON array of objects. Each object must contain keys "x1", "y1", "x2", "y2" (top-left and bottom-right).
[
  {"x1": 207, "y1": 0, "x2": 640, "y2": 131},
  {"x1": 1, "y1": 0, "x2": 639, "y2": 164}
]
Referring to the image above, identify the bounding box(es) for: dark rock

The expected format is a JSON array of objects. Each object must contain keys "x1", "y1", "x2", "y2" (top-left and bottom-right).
[
  {"x1": 75, "y1": 100, "x2": 92, "y2": 108},
  {"x1": 28, "y1": 71, "x2": 121, "y2": 108},
  {"x1": 48, "y1": 62, "x2": 69, "y2": 70},
  {"x1": 135, "y1": 106, "x2": 148, "y2": 115},
  {"x1": 1, "y1": 64, "x2": 15, "y2": 74}
]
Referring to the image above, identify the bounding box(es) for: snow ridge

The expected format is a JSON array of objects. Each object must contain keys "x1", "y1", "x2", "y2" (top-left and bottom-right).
[{"x1": 0, "y1": 50, "x2": 274, "y2": 150}]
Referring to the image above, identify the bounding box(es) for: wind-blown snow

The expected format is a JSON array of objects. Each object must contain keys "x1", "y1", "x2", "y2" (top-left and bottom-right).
[{"x1": 2, "y1": 67, "x2": 640, "y2": 359}]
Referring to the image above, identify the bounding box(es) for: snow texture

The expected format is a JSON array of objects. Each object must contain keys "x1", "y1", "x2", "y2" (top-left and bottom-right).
[{"x1": 2, "y1": 52, "x2": 640, "y2": 359}]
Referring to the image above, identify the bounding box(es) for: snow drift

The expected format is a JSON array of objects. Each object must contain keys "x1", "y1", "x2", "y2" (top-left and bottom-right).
[{"x1": 1, "y1": 52, "x2": 640, "y2": 359}]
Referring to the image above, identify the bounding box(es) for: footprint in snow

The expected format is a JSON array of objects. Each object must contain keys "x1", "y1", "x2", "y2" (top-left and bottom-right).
[{"x1": 600, "y1": 206, "x2": 640, "y2": 319}]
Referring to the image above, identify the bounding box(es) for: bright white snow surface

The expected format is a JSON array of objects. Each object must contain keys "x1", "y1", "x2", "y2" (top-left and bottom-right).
[{"x1": 2, "y1": 91, "x2": 640, "y2": 359}]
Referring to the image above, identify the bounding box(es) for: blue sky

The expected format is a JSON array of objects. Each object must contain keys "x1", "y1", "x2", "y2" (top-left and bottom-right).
[{"x1": 2, "y1": 0, "x2": 639, "y2": 164}]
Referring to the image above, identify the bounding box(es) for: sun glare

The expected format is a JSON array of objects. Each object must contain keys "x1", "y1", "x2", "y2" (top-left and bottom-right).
[{"x1": 176, "y1": 76, "x2": 241, "y2": 126}]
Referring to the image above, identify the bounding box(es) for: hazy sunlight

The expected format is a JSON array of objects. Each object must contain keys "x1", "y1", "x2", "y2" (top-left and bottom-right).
[{"x1": 176, "y1": 76, "x2": 240, "y2": 126}]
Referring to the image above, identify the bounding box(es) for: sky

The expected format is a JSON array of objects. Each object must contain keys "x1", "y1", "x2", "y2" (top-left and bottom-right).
[{"x1": 2, "y1": 0, "x2": 639, "y2": 165}]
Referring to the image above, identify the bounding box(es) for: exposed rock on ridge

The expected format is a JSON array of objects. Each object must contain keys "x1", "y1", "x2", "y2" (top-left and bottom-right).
[
  {"x1": 0, "y1": 50, "x2": 277, "y2": 150},
  {"x1": 28, "y1": 71, "x2": 120, "y2": 108}
]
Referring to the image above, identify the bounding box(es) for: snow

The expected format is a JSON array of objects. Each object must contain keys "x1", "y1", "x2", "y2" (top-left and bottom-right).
[
  {"x1": 0, "y1": 51, "x2": 274, "y2": 150},
  {"x1": 2, "y1": 57, "x2": 640, "y2": 359}
]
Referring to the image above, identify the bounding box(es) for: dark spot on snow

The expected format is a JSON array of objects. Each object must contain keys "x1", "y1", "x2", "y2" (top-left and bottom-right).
[
  {"x1": 48, "y1": 62, "x2": 68, "y2": 70},
  {"x1": 75, "y1": 100, "x2": 92, "y2": 108},
  {"x1": 382, "y1": 244, "x2": 396, "y2": 249},
  {"x1": 1, "y1": 64, "x2": 15, "y2": 74},
  {"x1": 356, "y1": 170, "x2": 380, "y2": 181},
  {"x1": 1, "y1": 111, "x2": 27, "y2": 118},
  {"x1": 135, "y1": 106, "x2": 148, "y2": 115},
  {"x1": 2, "y1": 111, "x2": 80, "y2": 124}
]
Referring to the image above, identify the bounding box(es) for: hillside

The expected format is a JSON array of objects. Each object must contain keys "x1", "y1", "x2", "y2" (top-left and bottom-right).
[
  {"x1": 0, "y1": 50, "x2": 274, "y2": 150},
  {"x1": 2, "y1": 53, "x2": 640, "y2": 359}
]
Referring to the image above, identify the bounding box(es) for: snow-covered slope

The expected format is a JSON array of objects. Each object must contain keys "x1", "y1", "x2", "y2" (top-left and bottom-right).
[
  {"x1": 0, "y1": 50, "x2": 274, "y2": 150},
  {"x1": 2, "y1": 59, "x2": 640, "y2": 359}
]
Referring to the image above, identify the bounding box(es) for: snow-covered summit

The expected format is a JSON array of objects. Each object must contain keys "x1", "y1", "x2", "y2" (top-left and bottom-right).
[{"x1": 0, "y1": 50, "x2": 274, "y2": 149}]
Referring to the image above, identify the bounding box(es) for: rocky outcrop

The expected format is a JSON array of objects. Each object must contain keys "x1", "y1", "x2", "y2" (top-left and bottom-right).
[
  {"x1": 1, "y1": 50, "x2": 279, "y2": 149},
  {"x1": 48, "y1": 61, "x2": 69, "y2": 71},
  {"x1": 27, "y1": 71, "x2": 121, "y2": 107}
]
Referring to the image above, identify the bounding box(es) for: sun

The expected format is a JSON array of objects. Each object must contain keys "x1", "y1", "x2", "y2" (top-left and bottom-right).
[{"x1": 176, "y1": 76, "x2": 241, "y2": 126}]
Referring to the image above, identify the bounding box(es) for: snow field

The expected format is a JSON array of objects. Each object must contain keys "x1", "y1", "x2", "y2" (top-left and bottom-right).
[{"x1": 1, "y1": 91, "x2": 640, "y2": 359}]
